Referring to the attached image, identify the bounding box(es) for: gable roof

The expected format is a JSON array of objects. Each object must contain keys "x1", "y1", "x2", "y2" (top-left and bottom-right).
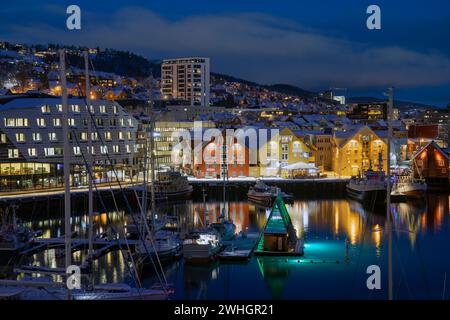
[{"x1": 413, "y1": 140, "x2": 450, "y2": 160}]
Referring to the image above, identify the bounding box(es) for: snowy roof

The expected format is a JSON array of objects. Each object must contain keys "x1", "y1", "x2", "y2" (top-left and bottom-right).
[
  {"x1": 282, "y1": 161, "x2": 317, "y2": 170},
  {"x1": 0, "y1": 97, "x2": 118, "y2": 111}
]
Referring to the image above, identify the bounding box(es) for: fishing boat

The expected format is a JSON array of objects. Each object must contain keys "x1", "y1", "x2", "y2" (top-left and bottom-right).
[
  {"x1": 254, "y1": 194, "x2": 303, "y2": 256},
  {"x1": 346, "y1": 165, "x2": 387, "y2": 207},
  {"x1": 153, "y1": 171, "x2": 193, "y2": 200},
  {"x1": 248, "y1": 180, "x2": 293, "y2": 207},
  {"x1": 183, "y1": 229, "x2": 222, "y2": 264},
  {"x1": 391, "y1": 172, "x2": 427, "y2": 201},
  {"x1": 0, "y1": 206, "x2": 34, "y2": 265}
]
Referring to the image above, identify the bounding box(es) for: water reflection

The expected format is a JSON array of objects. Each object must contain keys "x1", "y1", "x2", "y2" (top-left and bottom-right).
[{"x1": 6, "y1": 193, "x2": 450, "y2": 299}]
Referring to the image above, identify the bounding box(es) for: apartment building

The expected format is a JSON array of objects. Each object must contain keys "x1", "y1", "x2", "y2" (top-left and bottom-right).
[{"x1": 161, "y1": 57, "x2": 210, "y2": 106}]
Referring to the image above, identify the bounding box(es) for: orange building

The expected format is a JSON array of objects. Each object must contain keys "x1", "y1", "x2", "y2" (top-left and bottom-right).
[{"x1": 193, "y1": 135, "x2": 250, "y2": 179}]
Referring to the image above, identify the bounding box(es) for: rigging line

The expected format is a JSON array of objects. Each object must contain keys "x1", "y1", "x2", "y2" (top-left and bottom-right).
[
  {"x1": 129, "y1": 184, "x2": 169, "y2": 288},
  {"x1": 132, "y1": 116, "x2": 169, "y2": 287},
  {"x1": 70, "y1": 128, "x2": 143, "y2": 291},
  {"x1": 72, "y1": 59, "x2": 168, "y2": 292},
  {"x1": 392, "y1": 234, "x2": 413, "y2": 299},
  {"x1": 415, "y1": 229, "x2": 431, "y2": 299},
  {"x1": 69, "y1": 126, "x2": 142, "y2": 291}
]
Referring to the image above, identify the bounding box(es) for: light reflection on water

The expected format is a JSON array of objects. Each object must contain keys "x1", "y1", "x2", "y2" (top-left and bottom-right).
[{"x1": 11, "y1": 194, "x2": 450, "y2": 299}]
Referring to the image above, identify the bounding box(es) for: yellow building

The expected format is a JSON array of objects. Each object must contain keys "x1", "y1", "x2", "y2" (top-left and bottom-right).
[
  {"x1": 332, "y1": 126, "x2": 387, "y2": 177},
  {"x1": 258, "y1": 127, "x2": 316, "y2": 177}
]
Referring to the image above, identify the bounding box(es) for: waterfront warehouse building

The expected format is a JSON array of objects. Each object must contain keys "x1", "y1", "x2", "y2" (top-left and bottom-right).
[
  {"x1": 0, "y1": 97, "x2": 139, "y2": 192},
  {"x1": 161, "y1": 57, "x2": 210, "y2": 107}
]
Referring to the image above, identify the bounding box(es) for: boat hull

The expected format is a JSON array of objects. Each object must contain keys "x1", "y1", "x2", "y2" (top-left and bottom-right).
[
  {"x1": 248, "y1": 193, "x2": 293, "y2": 207},
  {"x1": 183, "y1": 244, "x2": 222, "y2": 264},
  {"x1": 346, "y1": 185, "x2": 387, "y2": 207}
]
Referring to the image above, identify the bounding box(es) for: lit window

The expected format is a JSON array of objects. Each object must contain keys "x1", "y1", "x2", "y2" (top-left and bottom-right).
[
  {"x1": 91, "y1": 132, "x2": 98, "y2": 141},
  {"x1": 33, "y1": 133, "x2": 42, "y2": 142},
  {"x1": 104, "y1": 131, "x2": 112, "y2": 141},
  {"x1": 48, "y1": 133, "x2": 57, "y2": 141},
  {"x1": 44, "y1": 147, "x2": 55, "y2": 156},
  {"x1": 8, "y1": 148, "x2": 19, "y2": 158},
  {"x1": 113, "y1": 145, "x2": 119, "y2": 153},
  {"x1": 73, "y1": 146, "x2": 81, "y2": 155},
  {"x1": 53, "y1": 118, "x2": 61, "y2": 127},
  {"x1": 56, "y1": 104, "x2": 63, "y2": 112},
  {"x1": 100, "y1": 146, "x2": 108, "y2": 154},
  {"x1": 37, "y1": 118, "x2": 46, "y2": 127},
  {"x1": 28, "y1": 148, "x2": 37, "y2": 157},
  {"x1": 0, "y1": 133, "x2": 6, "y2": 143},
  {"x1": 118, "y1": 132, "x2": 124, "y2": 140},
  {"x1": 99, "y1": 105, "x2": 107, "y2": 113},
  {"x1": 41, "y1": 105, "x2": 51, "y2": 113},
  {"x1": 71, "y1": 105, "x2": 80, "y2": 113},
  {"x1": 126, "y1": 145, "x2": 131, "y2": 153},
  {"x1": 80, "y1": 132, "x2": 88, "y2": 141},
  {"x1": 68, "y1": 118, "x2": 76, "y2": 127},
  {"x1": 15, "y1": 133, "x2": 26, "y2": 142}
]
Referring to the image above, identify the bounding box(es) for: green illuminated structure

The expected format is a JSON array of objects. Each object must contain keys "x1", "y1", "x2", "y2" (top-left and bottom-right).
[{"x1": 255, "y1": 195, "x2": 302, "y2": 255}]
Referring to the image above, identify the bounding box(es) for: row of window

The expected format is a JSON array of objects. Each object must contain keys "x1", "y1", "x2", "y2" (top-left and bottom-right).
[
  {"x1": 7, "y1": 145, "x2": 134, "y2": 158},
  {"x1": 4, "y1": 117, "x2": 134, "y2": 128},
  {"x1": 40, "y1": 104, "x2": 120, "y2": 114},
  {"x1": 13, "y1": 131, "x2": 134, "y2": 143}
]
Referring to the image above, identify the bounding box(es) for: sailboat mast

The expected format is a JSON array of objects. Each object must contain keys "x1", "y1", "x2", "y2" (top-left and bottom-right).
[
  {"x1": 60, "y1": 49, "x2": 72, "y2": 271},
  {"x1": 148, "y1": 76, "x2": 156, "y2": 230},
  {"x1": 386, "y1": 87, "x2": 394, "y2": 300},
  {"x1": 84, "y1": 51, "x2": 94, "y2": 258},
  {"x1": 221, "y1": 128, "x2": 227, "y2": 221}
]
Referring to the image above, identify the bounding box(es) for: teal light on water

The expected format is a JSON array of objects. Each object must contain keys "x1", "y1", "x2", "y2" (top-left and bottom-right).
[{"x1": 303, "y1": 241, "x2": 345, "y2": 258}]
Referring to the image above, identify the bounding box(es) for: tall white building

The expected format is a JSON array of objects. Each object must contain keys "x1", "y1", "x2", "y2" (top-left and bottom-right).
[{"x1": 161, "y1": 57, "x2": 210, "y2": 106}]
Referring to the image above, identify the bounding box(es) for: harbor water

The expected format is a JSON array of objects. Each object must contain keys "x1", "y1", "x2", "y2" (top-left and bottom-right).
[{"x1": 3, "y1": 193, "x2": 450, "y2": 300}]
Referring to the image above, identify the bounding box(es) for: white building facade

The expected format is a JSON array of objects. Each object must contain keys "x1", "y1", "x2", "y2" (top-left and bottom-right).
[
  {"x1": 0, "y1": 97, "x2": 140, "y2": 192},
  {"x1": 161, "y1": 57, "x2": 210, "y2": 106}
]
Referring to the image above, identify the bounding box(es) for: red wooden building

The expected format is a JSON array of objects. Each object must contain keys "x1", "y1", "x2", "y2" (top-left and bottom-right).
[{"x1": 413, "y1": 140, "x2": 449, "y2": 190}]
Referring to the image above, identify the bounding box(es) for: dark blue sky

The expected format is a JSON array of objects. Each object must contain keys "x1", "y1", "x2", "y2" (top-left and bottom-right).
[{"x1": 1, "y1": 0, "x2": 449, "y2": 106}]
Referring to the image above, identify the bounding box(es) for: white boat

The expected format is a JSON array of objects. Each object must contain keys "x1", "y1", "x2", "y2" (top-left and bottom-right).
[
  {"x1": 391, "y1": 173, "x2": 427, "y2": 201},
  {"x1": 134, "y1": 230, "x2": 183, "y2": 270},
  {"x1": 183, "y1": 230, "x2": 222, "y2": 264}
]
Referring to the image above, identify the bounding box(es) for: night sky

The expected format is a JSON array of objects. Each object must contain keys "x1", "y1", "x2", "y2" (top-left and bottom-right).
[{"x1": 1, "y1": 0, "x2": 449, "y2": 106}]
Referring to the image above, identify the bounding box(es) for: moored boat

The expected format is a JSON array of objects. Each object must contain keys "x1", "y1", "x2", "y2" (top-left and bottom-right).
[
  {"x1": 0, "y1": 206, "x2": 34, "y2": 266},
  {"x1": 391, "y1": 173, "x2": 427, "y2": 202},
  {"x1": 153, "y1": 171, "x2": 193, "y2": 200},
  {"x1": 247, "y1": 180, "x2": 293, "y2": 207},
  {"x1": 183, "y1": 229, "x2": 222, "y2": 264},
  {"x1": 346, "y1": 169, "x2": 387, "y2": 207}
]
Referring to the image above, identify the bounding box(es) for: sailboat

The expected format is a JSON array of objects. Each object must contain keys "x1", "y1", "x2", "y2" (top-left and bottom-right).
[
  {"x1": 0, "y1": 50, "x2": 170, "y2": 300},
  {"x1": 210, "y1": 132, "x2": 236, "y2": 241},
  {"x1": 131, "y1": 75, "x2": 183, "y2": 272},
  {"x1": 0, "y1": 205, "x2": 34, "y2": 266}
]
